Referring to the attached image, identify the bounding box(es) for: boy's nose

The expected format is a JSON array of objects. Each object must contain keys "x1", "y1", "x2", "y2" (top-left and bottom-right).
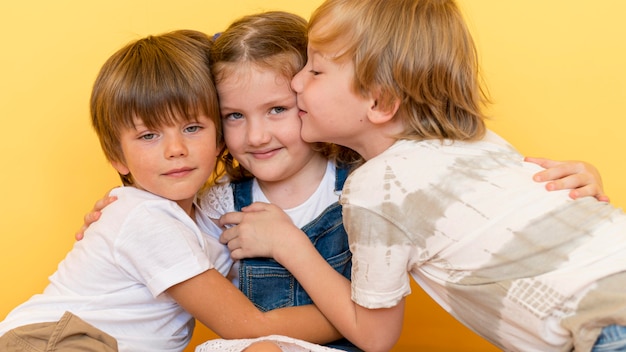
[
  {"x1": 165, "y1": 135, "x2": 188, "y2": 158},
  {"x1": 291, "y1": 68, "x2": 304, "y2": 93}
]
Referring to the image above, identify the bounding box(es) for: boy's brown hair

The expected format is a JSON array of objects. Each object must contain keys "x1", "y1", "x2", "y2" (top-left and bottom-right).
[
  {"x1": 90, "y1": 30, "x2": 222, "y2": 185},
  {"x1": 309, "y1": 0, "x2": 488, "y2": 142}
]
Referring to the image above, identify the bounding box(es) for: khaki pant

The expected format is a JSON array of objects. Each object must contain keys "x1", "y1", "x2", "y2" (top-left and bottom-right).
[{"x1": 0, "y1": 311, "x2": 118, "y2": 351}]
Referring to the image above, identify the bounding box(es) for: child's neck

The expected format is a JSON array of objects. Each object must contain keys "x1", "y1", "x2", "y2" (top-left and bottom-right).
[
  {"x1": 175, "y1": 198, "x2": 196, "y2": 219},
  {"x1": 257, "y1": 153, "x2": 328, "y2": 209},
  {"x1": 351, "y1": 117, "x2": 405, "y2": 160}
]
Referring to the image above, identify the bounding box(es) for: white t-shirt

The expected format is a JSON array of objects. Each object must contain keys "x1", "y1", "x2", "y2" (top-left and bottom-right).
[
  {"x1": 342, "y1": 130, "x2": 626, "y2": 351},
  {"x1": 0, "y1": 186, "x2": 232, "y2": 352},
  {"x1": 199, "y1": 161, "x2": 339, "y2": 228}
]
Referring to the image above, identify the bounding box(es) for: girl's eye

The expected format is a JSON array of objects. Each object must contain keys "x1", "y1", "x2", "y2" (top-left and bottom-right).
[
  {"x1": 184, "y1": 125, "x2": 201, "y2": 133},
  {"x1": 269, "y1": 106, "x2": 287, "y2": 115},
  {"x1": 309, "y1": 69, "x2": 321, "y2": 76},
  {"x1": 224, "y1": 112, "x2": 243, "y2": 121}
]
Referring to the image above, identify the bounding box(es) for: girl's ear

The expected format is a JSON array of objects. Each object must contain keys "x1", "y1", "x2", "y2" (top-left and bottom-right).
[{"x1": 366, "y1": 92, "x2": 400, "y2": 125}]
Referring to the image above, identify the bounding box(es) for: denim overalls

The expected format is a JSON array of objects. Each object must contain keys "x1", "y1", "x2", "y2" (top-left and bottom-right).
[{"x1": 231, "y1": 164, "x2": 361, "y2": 351}]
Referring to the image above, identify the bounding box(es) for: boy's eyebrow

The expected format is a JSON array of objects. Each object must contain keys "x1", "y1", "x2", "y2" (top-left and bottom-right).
[
  {"x1": 309, "y1": 48, "x2": 336, "y2": 62},
  {"x1": 308, "y1": 47, "x2": 321, "y2": 57}
]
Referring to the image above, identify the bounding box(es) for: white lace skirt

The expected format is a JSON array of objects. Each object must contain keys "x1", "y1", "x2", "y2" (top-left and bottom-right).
[{"x1": 195, "y1": 335, "x2": 343, "y2": 352}]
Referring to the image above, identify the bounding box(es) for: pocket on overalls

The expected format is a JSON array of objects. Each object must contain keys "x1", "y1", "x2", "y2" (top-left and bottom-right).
[{"x1": 239, "y1": 260, "x2": 295, "y2": 311}]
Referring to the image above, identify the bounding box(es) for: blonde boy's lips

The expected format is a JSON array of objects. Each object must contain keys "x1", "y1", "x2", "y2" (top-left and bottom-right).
[{"x1": 297, "y1": 109, "x2": 308, "y2": 118}]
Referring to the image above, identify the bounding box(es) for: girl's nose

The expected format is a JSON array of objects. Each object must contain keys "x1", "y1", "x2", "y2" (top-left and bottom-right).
[{"x1": 246, "y1": 120, "x2": 271, "y2": 146}]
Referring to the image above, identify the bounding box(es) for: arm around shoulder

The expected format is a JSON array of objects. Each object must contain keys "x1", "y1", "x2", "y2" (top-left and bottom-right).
[{"x1": 167, "y1": 269, "x2": 341, "y2": 344}]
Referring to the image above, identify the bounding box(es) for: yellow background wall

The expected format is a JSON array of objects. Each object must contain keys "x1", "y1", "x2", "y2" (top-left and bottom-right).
[{"x1": 0, "y1": 1, "x2": 624, "y2": 351}]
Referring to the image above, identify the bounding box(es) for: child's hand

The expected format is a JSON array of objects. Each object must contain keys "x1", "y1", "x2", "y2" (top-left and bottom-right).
[
  {"x1": 219, "y1": 202, "x2": 309, "y2": 261},
  {"x1": 525, "y1": 157, "x2": 609, "y2": 202},
  {"x1": 75, "y1": 193, "x2": 118, "y2": 241}
]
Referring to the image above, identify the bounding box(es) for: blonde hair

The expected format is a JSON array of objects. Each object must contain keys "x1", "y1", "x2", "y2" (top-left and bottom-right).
[
  {"x1": 90, "y1": 30, "x2": 222, "y2": 185},
  {"x1": 211, "y1": 11, "x2": 308, "y2": 90},
  {"x1": 309, "y1": 0, "x2": 488, "y2": 141},
  {"x1": 211, "y1": 11, "x2": 361, "y2": 181}
]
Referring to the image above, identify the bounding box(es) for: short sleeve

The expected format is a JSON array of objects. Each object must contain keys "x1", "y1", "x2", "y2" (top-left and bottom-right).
[
  {"x1": 114, "y1": 201, "x2": 213, "y2": 297},
  {"x1": 344, "y1": 204, "x2": 413, "y2": 309}
]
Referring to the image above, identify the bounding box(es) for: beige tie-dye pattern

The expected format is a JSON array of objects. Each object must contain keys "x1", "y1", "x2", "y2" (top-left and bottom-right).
[{"x1": 342, "y1": 131, "x2": 626, "y2": 351}]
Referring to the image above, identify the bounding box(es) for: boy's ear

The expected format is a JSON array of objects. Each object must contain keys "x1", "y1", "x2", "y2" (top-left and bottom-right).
[
  {"x1": 366, "y1": 92, "x2": 400, "y2": 125},
  {"x1": 111, "y1": 160, "x2": 130, "y2": 176}
]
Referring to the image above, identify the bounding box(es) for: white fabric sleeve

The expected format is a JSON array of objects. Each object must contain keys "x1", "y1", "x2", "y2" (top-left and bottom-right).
[
  {"x1": 344, "y1": 204, "x2": 413, "y2": 309},
  {"x1": 114, "y1": 201, "x2": 213, "y2": 297}
]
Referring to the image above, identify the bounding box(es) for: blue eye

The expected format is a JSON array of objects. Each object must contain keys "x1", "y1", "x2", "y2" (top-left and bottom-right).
[
  {"x1": 269, "y1": 106, "x2": 287, "y2": 114},
  {"x1": 140, "y1": 133, "x2": 157, "y2": 141},
  {"x1": 184, "y1": 125, "x2": 201, "y2": 133},
  {"x1": 224, "y1": 112, "x2": 244, "y2": 120}
]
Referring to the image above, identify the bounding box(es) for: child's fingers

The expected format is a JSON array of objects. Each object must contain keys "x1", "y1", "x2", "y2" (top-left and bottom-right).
[
  {"x1": 524, "y1": 156, "x2": 557, "y2": 171},
  {"x1": 94, "y1": 195, "x2": 117, "y2": 212}
]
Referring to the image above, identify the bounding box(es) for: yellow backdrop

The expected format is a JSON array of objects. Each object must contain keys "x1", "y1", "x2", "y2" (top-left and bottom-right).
[{"x1": 0, "y1": 1, "x2": 624, "y2": 351}]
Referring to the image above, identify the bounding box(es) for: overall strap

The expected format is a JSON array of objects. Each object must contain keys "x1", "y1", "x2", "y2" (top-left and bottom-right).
[
  {"x1": 231, "y1": 178, "x2": 254, "y2": 212},
  {"x1": 334, "y1": 163, "x2": 350, "y2": 193}
]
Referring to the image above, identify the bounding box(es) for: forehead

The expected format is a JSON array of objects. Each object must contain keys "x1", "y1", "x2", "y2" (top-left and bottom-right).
[
  {"x1": 308, "y1": 13, "x2": 355, "y2": 56},
  {"x1": 217, "y1": 65, "x2": 294, "y2": 110},
  {"x1": 218, "y1": 63, "x2": 289, "y2": 86},
  {"x1": 217, "y1": 64, "x2": 291, "y2": 93},
  {"x1": 307, "y1": 40, "x2": 352, "y2": 65},
  {"x1": 308, "y1": 45, "x2": 353, "y2": 75},
  {"x1": 129, "y1": 109, "x2": 201, "y2": 130}
]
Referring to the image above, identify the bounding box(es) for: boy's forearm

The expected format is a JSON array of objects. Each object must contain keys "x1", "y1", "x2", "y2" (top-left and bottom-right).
[{"x1": 274, "y1": 238, "x2": 404, "y2": 351}]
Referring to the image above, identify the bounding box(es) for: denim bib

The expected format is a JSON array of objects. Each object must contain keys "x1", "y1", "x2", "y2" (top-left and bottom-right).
[{"x1": 232, "y1": 165, "x2": 361, "y2": 351}]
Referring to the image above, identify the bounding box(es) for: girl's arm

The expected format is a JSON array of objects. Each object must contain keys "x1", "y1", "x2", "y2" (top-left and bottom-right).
[
  {"x1": 166, "y1": 268, "x2": 342, "y2": 344},
  {"x1": 219, "y1": 203, "x2": 404, "y2": 352}
]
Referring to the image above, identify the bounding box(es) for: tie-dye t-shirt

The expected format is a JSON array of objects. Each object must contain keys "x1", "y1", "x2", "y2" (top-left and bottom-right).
[{"x1": 341, "y1": 130, "x2": 626, "y2": 351}]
